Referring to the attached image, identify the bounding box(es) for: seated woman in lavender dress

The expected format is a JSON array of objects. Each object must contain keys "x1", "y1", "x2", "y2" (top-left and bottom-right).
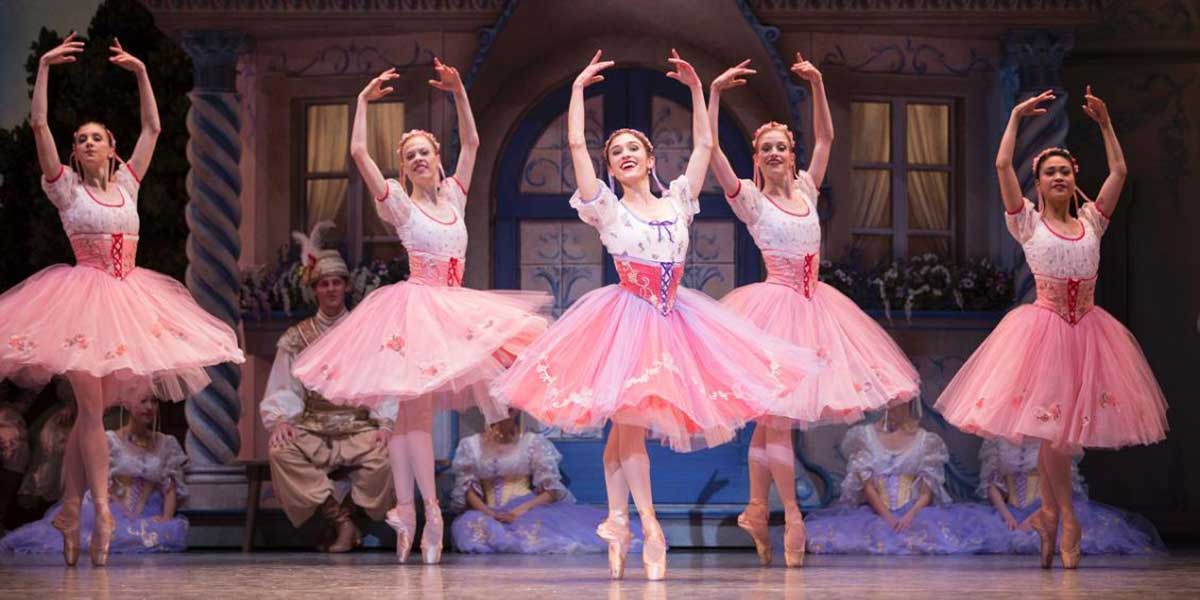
[
  {"x1": 0, "y1": 396, "x2": 188, "y2": 554},
  {"x1": 979, "y1": 438, "x2": 1163, "y2": 555},
  {"x1": 806, "y1": 402, "x2": 1001, "y2": 554},
  {"x1": 450, "y1": 413, "x2": 641, "y2": 554}
]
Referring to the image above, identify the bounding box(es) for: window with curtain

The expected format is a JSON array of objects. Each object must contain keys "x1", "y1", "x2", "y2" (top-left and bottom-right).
[
  {"x1": 300, "y1": 100, "x2": 406, "y2": 264},
  {"x1": 849, "y1": 98, "x2": 954, "y2": 267}
]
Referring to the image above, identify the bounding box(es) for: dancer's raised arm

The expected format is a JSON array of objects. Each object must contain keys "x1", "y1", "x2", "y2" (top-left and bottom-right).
[
  {"x1": 31, "y1": 32, "x2": 83, "y2": 179},
  {"x1": 791, "y1": 53, "x2": 832, "y2": 188},
  {"x1": 1081, "y1": 86, "x2": 1127, "y2": 218},
  {"x1": 667, "y1": 49, "x2": 713, "y2": 196},
  {"x1": 708, "y1": 60, "x2": 755, "y2": 196},
  {"x1": 568, "y1": 50, "x2": 613, "y2": 201},
  {"x1": 110, "y1": 38, "x2": 160, "y2": 177},
  {"x1": 997, "y1": 90, "x2": 1055, "y2": 214},
  {"x1": 429, "y1": 58, "x2": 479, "y2": 193},
  {"x1": 350, "y1": 68, "x2": 399, "y2": 201}
]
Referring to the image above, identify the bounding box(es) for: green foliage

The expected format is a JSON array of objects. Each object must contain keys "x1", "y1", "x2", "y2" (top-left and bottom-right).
[{"x1": 0, "y1": 0, "x2": 192, "y2": 290}]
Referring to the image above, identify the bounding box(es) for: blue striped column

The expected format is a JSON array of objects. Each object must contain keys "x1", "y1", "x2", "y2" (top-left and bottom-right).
[{"x1": 181, "y1": 31, "x2": 248, "y2": 466}]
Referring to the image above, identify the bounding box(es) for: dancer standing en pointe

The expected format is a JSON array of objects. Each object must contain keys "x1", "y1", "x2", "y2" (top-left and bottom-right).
[
  {"x1": 491, "y1": 50, "x2": 822, "y2": 581},
  {"x1": 708, "y1": 54, "x2": 920, "y2": 567}
]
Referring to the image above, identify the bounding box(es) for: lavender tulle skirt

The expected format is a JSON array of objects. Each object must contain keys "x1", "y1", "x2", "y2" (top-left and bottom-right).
[
  {"x1": 0, "y1": 488, "x2": 187, "y2": 555},
  {"x1": 451, "y1": 494, "x2": 643, "y2": 554},
  {"x1": 988, "y1": 499, "x2": 1164, "y2": 555},
  {"x1": 805, "y1": 501, "x2": 1006, "y2": 555}
]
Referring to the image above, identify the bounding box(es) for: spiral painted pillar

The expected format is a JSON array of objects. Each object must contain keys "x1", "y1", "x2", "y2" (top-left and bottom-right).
[
  {"x1": 181, "y1": 31, "x2": 248, "y2": 466},
  {"x1": 1004, "y1": 30, "x2": 1075, "y2": 302}
]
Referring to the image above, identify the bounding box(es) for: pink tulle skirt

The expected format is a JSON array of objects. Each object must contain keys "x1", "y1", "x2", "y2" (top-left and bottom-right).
[
  {"x1": 490, "y1": 285, "x2": 823, "y2": 452},
  {"x1": 291, "y1": 281, "x2": 550, "y2": 421},
  {"x1": 934, "y1": 305, "x2": 1168, "y2": 450},
  {"x1": 721, "y1": 281, "x2": 919, "y2": 427},
  {"x1": 0, "y1": 264, "x2": 245, "y2": 402}
]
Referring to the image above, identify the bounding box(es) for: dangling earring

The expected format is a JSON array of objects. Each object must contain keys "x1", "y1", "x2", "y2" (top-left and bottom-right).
[
  {"x1": 607, "y1": 172, "x2": 616, "y2": 194},
  {"x1": 436, "y1": 161, "x2": 447, "y2": 192},
  {"x1": 753, "y1": 161, "x2": 762, "y2": 191},
  {"x1": 1035, "y1": 186, "x2": 1044, "y2": 213}
]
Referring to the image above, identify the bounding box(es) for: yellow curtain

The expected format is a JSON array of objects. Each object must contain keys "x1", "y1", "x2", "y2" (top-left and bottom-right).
[
  {"x1": 905, "y1": 103, "x2": 950, "y2": 256},
  {"x1": 305, "y1": 105, "x2": 349, "y2": 234},
  {"x1": 367, "y1": 102, "x2": 406, "y2": 174}
]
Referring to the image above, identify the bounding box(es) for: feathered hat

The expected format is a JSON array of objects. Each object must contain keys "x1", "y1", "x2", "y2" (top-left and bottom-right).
[{"x1": 292, "y1": 220, "x2": 349, "y2": 286}]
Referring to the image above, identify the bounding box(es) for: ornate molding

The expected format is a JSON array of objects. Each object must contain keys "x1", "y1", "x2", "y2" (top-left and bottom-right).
[
  {"x1": 821, "y1": 37, "x2": 994, "y2": 77},
  {"x1": 735, "y1": 0, "x2": 810, "y2": 164},
  {"x1": 143, "y1": 0, "x2": 504, "y2": 13},
  {"x1": 262, "y1": 41, "x2": 436, "y2": 77}
]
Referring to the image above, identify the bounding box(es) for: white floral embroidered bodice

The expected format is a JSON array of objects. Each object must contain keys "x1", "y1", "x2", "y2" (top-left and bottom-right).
[
  {"x1": 568, "y1": 176, "x2": 697, "y2": 264},
  {"x1": 728, "y1": 171, "x2": 822, "y2": 257},
  {"x1": 42, "y1": 165, "x2": 140, "y2": 236},
  {"x1": 1006, "y1": 199, "x2": 1108, "y2": 280},
  {"x1": 375, "y1": 177, "x2": 469, "y2": 259}
]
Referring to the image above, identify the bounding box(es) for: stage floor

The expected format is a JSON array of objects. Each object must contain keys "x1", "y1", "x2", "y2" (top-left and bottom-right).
[{"x1": 1, "y1": 550, "x2": 1198, "y2": 598}]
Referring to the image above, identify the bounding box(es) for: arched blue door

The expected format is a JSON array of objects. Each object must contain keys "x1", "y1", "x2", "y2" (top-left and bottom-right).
[{"x1": 494, "y1": 68, "x2": 761, "y2": 508}]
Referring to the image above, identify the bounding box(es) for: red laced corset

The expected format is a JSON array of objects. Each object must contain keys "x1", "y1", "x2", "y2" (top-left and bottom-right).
[
  {"x1": 616, "y1": 257, "x2": 684, "y2": 316},
  {"x1": 70, "y1": 233, "x2": 137, "y2": 280},
  {"x1": 764, "y1": 252, "x2": 819, "y2": 299},
  {"x1": 408, "y1": 251, "x2": 464, "y2": 287},
  {"x1": 1033, "y1": 275, "x2": 1096, "y2": 325}
]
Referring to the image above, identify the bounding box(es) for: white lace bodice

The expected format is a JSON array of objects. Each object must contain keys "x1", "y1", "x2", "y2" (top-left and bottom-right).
[
  {"x1": 838, "y1": 423, "x2": 952, "y2": 507},
  {"x1": 1006, "y1": 198, "x2": 1109, "y2": 280},
  {"x1": 106, "y1": 430, "x2": 189, "y2": 499},
  {"x1": 569, "y1": 177, "x2": 697, "y2": 264},
  {"x1": 727, "y1": 171, "x2": 822, "y2": 257},
  {"x1": 374, "y1": 177, "x2": 469, "y2": 259},
  {"x1": 977, "y1": 438, "x2": 1086, "y2": 500},
  {"x1": 41, "y1": 165, "x2": 141, "y2": 236}
]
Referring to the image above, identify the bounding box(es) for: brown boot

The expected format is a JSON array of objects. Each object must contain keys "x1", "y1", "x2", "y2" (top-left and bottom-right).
[{"x1": 321, "y1": 497, "x2": 361, "y2": 553}]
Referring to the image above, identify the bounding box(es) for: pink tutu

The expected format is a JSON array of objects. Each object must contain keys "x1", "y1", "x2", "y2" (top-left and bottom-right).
[
  {"x1": 934, "y1": 304, "x2": 1168, "y2": 450},
  {"x1": 291, "y1": 274, "x2": 550, "y2": 421},
  {"x1": 721, "y1": 279, "x2": 919, "y2": 427},
  {"x1": 0, "y1": 263, "x2": 245, "y2": 402},
  {"x1": 490, "y1": 274, "x2": 823, "y2": 452}
]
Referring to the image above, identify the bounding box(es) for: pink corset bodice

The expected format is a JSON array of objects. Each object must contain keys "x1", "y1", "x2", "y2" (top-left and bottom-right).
[
  {"x1": 407, "y1": 251, "x2": 464, "y2": 287},
  {"x1": 615, "y1": 257, "x2": 684, "y2": 316},
  {"x1": 1033, "y1": 275, "x2": 1096, "y2": 325},
  {"x1": 763, "y1": 252, "x2": 820, "y2": 299},
  {"x1": 70, "y1": 233, "x2": 138, "y2": 279}
]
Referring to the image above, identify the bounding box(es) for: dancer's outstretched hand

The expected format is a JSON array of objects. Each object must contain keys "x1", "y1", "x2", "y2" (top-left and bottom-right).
[
  {"x1": 666, "y1": 48, "x2": 701, "y2": 89},
  {"x1": 108, "y1": 37, "x2": 145, "y2": 73},
  {"x1": 41, "y1": 31, "x2": 83, "y2": 67},
  {"x1": 712, "y1": 59, "x2": 755, "y2": 93},
  {"x1": 361, "y1": 68, "x2": 399, "y2": 102},
  {"x1": 269, "y1": 423, "x2": 297, "y2": 448},
  {"x1": 429, "y1": 57, "x2": 464, "y2": 94},
  {"x1": 1013, "y1": 89, "x2": 1056, "y2": 118},
  {"x1": 789, "y1": 52, "x2": 821, "y2": 83},
  {"x1": 1081, "y1": 85, "x2": 1111, "y2": 126},
  {"x1": 574, "y1": 50, "x2": 614, "y2": 90}
]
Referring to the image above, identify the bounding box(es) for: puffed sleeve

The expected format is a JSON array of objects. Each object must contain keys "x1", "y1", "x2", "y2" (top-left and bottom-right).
[
  {"x1": 915, "y1": 431, "x2": 952, "y2": 505},
  {"x1": 526, "y1": 433, "x2": 573, "y2": 503},
  {"x1": 1078, "y1": 201, "x2": 1110, "y2": 238},
  {"x1": 260, "y1": 344, "x2": 305, "y2": 432},
  {"x1": 373, "y1": 178, "x2": 413, "y2": 228},
  {"x1": 1005, "y1": 198, "x2": 1038, "y2": 244},
  {"x1": 666, "y1": 175, "x2": 699, "y2": 225},
  {"x1": 41, "y1": 165, "x2": 77, "y2": 210},
  {"x1": 723, "y1": 178, "x2": 763, "y2": 226},
  {"x1": 796, "y1": 169, "x2": 820, "y2": 207},
  {"x1": 976, "y1": 439, "x2": 1004, "y2": 499},
  {"x1": 159, "y1": 434, "x2": 189, "y2": 501},
  {"x1": 569, "y1": 179, "x2": 620, "y2": 230},
  {"x1": 442, "y1": 176, "x2": 468, "y2": 213},
  {"x1": 837, "y1": 425, "x2": 875, "y2": 506},
  {"x1": 368, "y1": 401, "x2": 395, "y2": 432},
  {"x1": 449, "y1": 435, "x2": 483, "y2": 512},
  {"x1": 115, "y1": 162, "x2": 142, "y2": 199}
]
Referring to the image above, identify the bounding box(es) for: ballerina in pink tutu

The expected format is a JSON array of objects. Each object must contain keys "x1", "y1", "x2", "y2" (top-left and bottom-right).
[
  {"x1": 490, "y1": 50, "x2": 822, "y2": 581},
  {"x1": 290, "y1": 59, "x2": 550, "y2": 565},
  {"x1": 707, "y1": 54, "x2": 920, "y2": 568},
  {"x1": 934, "y1": 87, "x2": 1168, "y2": 569},
  {"x1": 0, "y1": 33, "x2": 244, "y2": 566}
]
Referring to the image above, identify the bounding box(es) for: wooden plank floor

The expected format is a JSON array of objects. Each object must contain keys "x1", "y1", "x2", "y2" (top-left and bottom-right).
[{"x1": 1, "y1": 550, "x2": 1197, "y2": 599}]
